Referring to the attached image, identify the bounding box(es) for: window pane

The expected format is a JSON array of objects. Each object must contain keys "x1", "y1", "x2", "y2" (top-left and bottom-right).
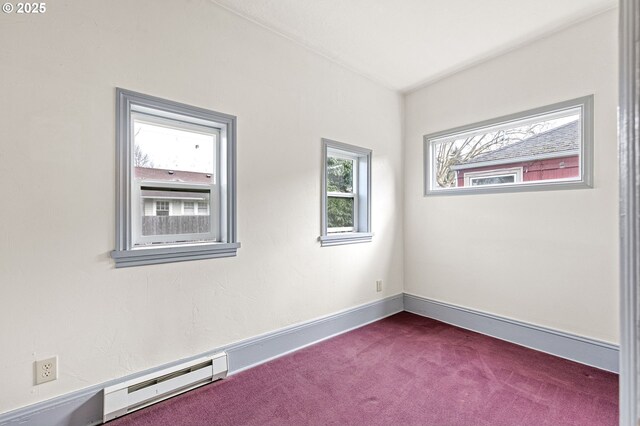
[
  {"x1": 427, "y1": 105, "x2": 584, "y2": 192},
  {"x1": 141, "y1": 189, "x2": 211, "y2": 237},
  {"x1": 327, "y1": 196, "x2": 354, "y2": 229},
  {"x1": 132, "y1": 113, "x2": 219, "y2": 245},
  {"x1": 327, "y1": 157, "x2": 354, "y2": 193},
  {"x1": 471, "y1": 175, "x2": 516, "y2": 186},
  {"x1": 133, "y1": 117, "x2": 216, "y2": 177}
]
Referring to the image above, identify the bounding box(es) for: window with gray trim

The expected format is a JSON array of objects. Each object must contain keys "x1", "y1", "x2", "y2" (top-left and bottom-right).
[
  {"x1": 112, "y1": 89, "x2": 240, "y2": 267},
  {"x1": 423, "y1": 95, "x2": 594, "y2": 196},
  {"x1": 320, "y1": 139, "x2": 372, "y2": 247}
]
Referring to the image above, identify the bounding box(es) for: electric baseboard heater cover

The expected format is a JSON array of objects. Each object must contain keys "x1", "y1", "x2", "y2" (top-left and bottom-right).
[{"x1": 103, "y1": 352, "x2": 227, "y2": 423}]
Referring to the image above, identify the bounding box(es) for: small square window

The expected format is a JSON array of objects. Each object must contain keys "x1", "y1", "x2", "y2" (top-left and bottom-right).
[
  {"x1": 155, "y1": 201, "x2": 170, "y2": 216},
  {"x1": 320, "y1": 139, "x2": 373, "y2": 247},
  {"x1": 197, "y1": 201, "x2": 209, "y2": 215},
  {"x1": 183, "y1": 201, "x2": 195, "y2": 215},
  {"x1": 112, "y1": 89, "x2": 240, "y2": 267}
]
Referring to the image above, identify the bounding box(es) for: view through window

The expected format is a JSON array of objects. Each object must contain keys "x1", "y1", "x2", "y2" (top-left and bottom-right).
[
  {"x1": 327, "y1": 154, "x2": 356, "y2": 232},
  {"x1": 132, "y1": 115, "x2": 219, "y2": 246},
  {"x1": 424, "y1": 96, "x2": 593, "y2": 195}
]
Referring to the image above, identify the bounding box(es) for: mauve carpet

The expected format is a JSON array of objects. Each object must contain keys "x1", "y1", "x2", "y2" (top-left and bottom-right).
[{"x1": 110, "y1": 312, "x2": 618, "y2": 426}]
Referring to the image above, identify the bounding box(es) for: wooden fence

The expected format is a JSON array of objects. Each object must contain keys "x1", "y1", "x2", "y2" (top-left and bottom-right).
[{"x1": 142, "y1": 216, "x2": 210, "y2": 235}]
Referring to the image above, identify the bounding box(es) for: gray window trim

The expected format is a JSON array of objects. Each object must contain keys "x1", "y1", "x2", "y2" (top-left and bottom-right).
[
  {"x1": 112, "y1": 88, "x2": 239, "y2": 268},
  {"x1": 619, "y1": 1, "x2": 639, "y2": 424},
  {"x1": 423, "y1": 95, "x2": 594, "y2": 196},
  {"x1": 320, "y1": 138, "x2": 372, "y2": 247}
]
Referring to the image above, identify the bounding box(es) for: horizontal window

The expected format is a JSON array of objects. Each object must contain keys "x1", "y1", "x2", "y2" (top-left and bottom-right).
[{"x1": 423, "y1": 96, "x2": 593, "y2": 195}]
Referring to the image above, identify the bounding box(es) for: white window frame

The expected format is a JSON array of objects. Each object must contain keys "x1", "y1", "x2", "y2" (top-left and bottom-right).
[
  {"x1": 464, "y1": 167, "x2": 523, "y2": 187},
  {"x1": 423, "y1": 95, "x2": 594, "y2": 196},
  {"x1": 112, "y1": 88, "x2": 240, "y2": 268},
  {"x1": 320, "y1": 138, "x2": 372, "y2": 247}
]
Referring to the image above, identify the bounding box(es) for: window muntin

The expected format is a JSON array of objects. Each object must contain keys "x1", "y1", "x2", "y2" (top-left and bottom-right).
[
  {"x1": 112, "y1": 89, "x2": 239, "y2": 268},
  {"x1": 423, "y1": 96, "x2": 593, "y2": 195},
  {"x1": 320, "y1": 139, "x2": 372, "y2": 246}
]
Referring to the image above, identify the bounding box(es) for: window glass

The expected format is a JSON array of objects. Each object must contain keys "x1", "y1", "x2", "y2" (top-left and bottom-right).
[
  {"x1": 327, "y1": 157, "x2": 354, "y2": 193},
  {"x1": 197, "y1": 201, "x2": 209, "y2": 215},
  {"x1": 132, "y1": 114, "x2": 218, "y2": 246},
  {"x1": 327, "y1": 197, "x2": 354, "y2": 229},
  {"x1": 424, "y1": 96, "x2": 593, "y2": 195},
  {"x1": 133, "y1": 118, "x2": 216, "y2": 177}
]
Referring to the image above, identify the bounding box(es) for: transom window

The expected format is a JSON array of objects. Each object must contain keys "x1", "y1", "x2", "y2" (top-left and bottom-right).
[
  {"x1": 423, "y1": 96, "x2": 593, "y2": 195},
  {"x1": 320, "y1": 139, "x2": 372, "y2": 247},
  {"x1": 112, "y1": 89, "x2": 239, "y2": 267}
]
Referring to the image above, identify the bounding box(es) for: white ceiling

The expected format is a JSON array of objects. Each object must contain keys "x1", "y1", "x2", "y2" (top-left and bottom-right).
[{"x1": 212, "y1": 0, "x2": 616, "y2": 92}]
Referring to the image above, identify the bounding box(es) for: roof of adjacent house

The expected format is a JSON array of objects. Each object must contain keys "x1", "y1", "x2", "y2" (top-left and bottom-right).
[
  {"x1": 135, "y1": 167, "x2": 213, "y2": 184},
  {"x1": 452, "y1": 119, "x2": 580, "y2": 170}
]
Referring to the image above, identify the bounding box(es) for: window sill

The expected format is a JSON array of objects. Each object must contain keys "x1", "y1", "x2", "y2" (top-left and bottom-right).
[
  {"x1": 319, "y1": 233, "x2": 373, "y2": 247},
  {"x1": 111, "y1": 242, "x2": 241, "y2": 268}
]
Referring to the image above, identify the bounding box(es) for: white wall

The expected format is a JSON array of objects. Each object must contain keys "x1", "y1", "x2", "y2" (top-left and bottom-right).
[
  {"x1": 404, "y1": 10, "x2": 618, "y2": 343},
  {"x1": 0, "y1": 0, "x2": 403, "y2": 412}
]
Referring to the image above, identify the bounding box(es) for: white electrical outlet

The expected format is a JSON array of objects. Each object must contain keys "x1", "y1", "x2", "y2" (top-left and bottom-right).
[
  {"x1": 35, "y1": 356, "x2": 58, "y2": 385},
  {"x1": 376, "y1": 280, "x2": 383, "y2": 292}
]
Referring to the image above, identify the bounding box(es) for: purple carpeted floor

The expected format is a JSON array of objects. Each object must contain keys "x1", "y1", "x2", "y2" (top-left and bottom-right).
[{"x1": 110, "y1": 312, "x2": 618, "y2": 426}]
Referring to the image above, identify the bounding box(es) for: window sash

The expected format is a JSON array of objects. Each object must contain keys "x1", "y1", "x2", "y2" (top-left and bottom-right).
[
  {"x1": 133, "y1": 182, "x2": 219, "y2": 245},
  {"x1": 327, "y1": 193, "x2": 356, "y2": 233},
  {"x1": 130, "y1": 117, "x2": 221, "y2": 246}
]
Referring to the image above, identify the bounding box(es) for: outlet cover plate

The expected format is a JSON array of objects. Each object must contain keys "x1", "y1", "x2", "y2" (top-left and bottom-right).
[{"x1": 35, "y1": 356, "x2": 58, "y2": 385}]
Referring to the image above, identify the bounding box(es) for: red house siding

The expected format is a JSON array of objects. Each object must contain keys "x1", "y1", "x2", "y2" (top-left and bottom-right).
[{"x1": 456, "y1": 155, "x2": 579, "y2": 187}]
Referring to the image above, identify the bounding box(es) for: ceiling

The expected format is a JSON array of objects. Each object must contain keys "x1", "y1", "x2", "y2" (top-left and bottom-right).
[{"x1": 211, "y1": 0, "x2": 616, "y2": 92}]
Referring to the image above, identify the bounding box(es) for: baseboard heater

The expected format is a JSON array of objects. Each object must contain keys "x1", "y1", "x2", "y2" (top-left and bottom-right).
[{"x1": 103, "y1": 352, "x2": 228, "y2": 423}]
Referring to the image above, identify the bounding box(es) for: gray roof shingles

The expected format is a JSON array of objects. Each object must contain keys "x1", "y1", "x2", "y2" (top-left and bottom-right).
[{"x1": 457, "y1": 119, "x2": 580, "y2": 166}]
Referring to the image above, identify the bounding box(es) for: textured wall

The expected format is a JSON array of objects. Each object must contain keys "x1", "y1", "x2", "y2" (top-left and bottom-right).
[
  {"x1": 404, "y1": 11, "x2": 619, "y2": 343},
  {"x1": 0, "y1": 0, "x2": 404, "y2": 412}
]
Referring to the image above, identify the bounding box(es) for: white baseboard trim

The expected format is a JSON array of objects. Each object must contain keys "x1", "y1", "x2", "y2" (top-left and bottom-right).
[
  {"x1": 0, "y1": 295, "x2": 403, "y2": 426},
  {"x1": 404, "y1": 293, "x2": 619, "y2": 373}
]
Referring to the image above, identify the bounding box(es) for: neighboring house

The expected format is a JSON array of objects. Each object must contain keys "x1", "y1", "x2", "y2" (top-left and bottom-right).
[
  {"x1": 451, "y1": 120, "x2": 580, "y2": 187},
  {"x1": 135, "y1": 167, "x2": 212, "y2": 217}
]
